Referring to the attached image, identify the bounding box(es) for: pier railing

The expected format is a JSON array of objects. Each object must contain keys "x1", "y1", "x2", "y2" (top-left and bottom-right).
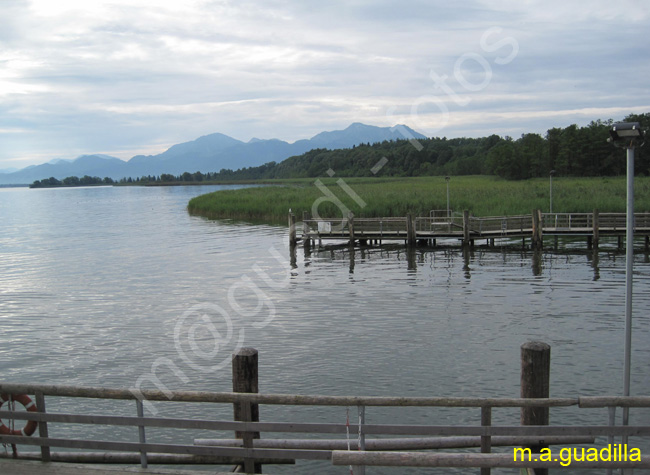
[
  {"x1": 292, "y1": 210, "x2": 650, "y2": 249},
  {"x1": 1, "y1": 384, "x2": 649, "y2": 473},
  {"x1": 469, "y1": 215, "x2": 531, "y2": 234}
]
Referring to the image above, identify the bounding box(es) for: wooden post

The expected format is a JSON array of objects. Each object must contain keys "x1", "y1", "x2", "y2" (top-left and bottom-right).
[
  {"x1": 406, "y1": 214, "x2": 416, "y2": 247},
  {"x1": 521, "y1": 341, "x2": 550, "y2": 475},
  {"x1": 232, "y1": 348, "x2": 261, "y2": 473},
  {"x1": 531, "y1": 210, "x2": 543, "y2": 249},
  {"x1": 288, "y1": 212, "x2": 297, "y2": 246},
  {"x1": 348, "y1": 212, "x2": 355, "y2": 246},
  {"x1": 480, "y1": 406, "x2": 492, "y2": 475},
  {"x1": 463, "y1": 210, "x2": 470, "y2": 247},
  {"x1": 35, "y1": 391, "x2": 50, "y2": 462},
  {"x1": 302, "y1": 211, "x2": 310, "y2": 250},
  {"x1": 593, "y1": 209, "x2": 599, "y2": 250}
]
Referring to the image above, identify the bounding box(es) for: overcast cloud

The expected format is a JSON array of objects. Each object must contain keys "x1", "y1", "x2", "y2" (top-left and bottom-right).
[{"x1": 1, "y1": 0, "x2": 649, "y2": 169}]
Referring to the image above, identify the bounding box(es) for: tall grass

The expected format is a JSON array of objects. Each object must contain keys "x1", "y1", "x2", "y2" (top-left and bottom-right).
[{"x1": 187, "y1": 176, "x2": 650, "y2": 224}]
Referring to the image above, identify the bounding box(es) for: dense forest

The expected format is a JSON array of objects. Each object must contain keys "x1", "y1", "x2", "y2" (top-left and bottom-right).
[
  {"x1": 206, "y1": 113, "x2": 649, "y2": 181},
  {"x1": 144, "y1": 113, "x2": 648, "y2": 183}
]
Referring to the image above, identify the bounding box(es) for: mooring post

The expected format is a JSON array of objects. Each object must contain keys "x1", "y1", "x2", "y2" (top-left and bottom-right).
[
  {"x1": 232, "y1": 347, "x2": 261, "y2": 473},
  {"x1": 593, "y1": 209, "x2": 600, "y2": 250},
  {"x1": 288, "y1": 212, "x2": 297, "y2": 246},
  {"x1": 521, "y1": 341, "x2": 550, "y2": 475},
  {"x1": 348, "y1": 212, "x2": 355, "y2": 246},
  {"x1": 462, "y1": 210, "x2": 470, "y2": 247},
  {"x1": 406, "y1": 214, "x2": 416, "y2": 246},
  {"x1": 302, "y1": 211, "x2": 311, "y2": 250},
  {"x1": 531, "y1": 210, "x2": 543, "y2": 249}
]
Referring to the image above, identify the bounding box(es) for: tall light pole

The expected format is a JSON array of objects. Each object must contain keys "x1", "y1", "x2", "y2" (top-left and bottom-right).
[
  {"x1": 549, "y1": 170, "x2": 556, "y2": 213},
  {"x1": 608, "y1": 122, "x2": 645, "y2": 438},
  {"x1": 445, "y1": 176, "x2": 450, "y2": 218}
]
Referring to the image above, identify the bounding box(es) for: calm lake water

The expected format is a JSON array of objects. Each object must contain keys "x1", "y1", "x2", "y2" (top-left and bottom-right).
[{"x1": 0, "y1": 185, "x2": 649, "y2": 474}]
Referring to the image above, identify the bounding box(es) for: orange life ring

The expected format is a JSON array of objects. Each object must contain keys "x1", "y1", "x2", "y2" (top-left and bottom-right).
[{"x1": 0, "y1": 393, "x2": 38, "y2": 436}]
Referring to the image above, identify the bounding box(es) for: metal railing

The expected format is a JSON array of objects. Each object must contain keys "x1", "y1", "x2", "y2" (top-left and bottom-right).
[{"x1": 0, "y1": 383, "x2": 649, "y2": 473}]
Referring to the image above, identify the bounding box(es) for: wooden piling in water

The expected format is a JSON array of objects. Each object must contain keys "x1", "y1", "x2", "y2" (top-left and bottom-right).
[
  {"x1": 521, "y1": 341, "x2": 550, "y2": 475},
  {"x1": 288, "y1": 212, "x2": 297, "y2": 246},
  {"x1": 232, "y1": 347, "x2": 261, "y2": 473},
  {"x1": 302, "y1": 211, "x2": 311, "y2": 250},
  {"x1": 593, "y1": 209, "x2": 599, "y2": 249},
  {"x1": 531, "y1": 210, "x2": 543, "y2": 249},
  {"x1": 407, "y1": 214, "x2": 416, "y2": 247},
  {"x1": 463, "y1": 210, "x2": 470, "y2": 247},
  {"x1": 348, "y1": 212, "x2": 355, "y2": 246}
]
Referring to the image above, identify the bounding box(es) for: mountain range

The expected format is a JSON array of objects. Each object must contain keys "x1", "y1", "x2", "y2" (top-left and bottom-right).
[{"x1": 0, "y1": 123, "x2": 426, "y2": 185}]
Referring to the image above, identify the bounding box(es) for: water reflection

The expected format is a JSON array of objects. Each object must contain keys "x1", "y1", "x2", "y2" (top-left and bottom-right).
[
  {"x1": 587, "y1": 250, "x2": 600, "y2": 281},
  {"x1": 289, "y1": 242, "x2": 637, "y2": 283},
  {"x1": 532, "y1": 248, "x2": 543, "y2": 277}
]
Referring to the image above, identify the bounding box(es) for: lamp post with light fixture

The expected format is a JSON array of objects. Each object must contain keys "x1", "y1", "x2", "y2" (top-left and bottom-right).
[{"x1": 608, "y1": 122, "x2": 646, "y2": 438}]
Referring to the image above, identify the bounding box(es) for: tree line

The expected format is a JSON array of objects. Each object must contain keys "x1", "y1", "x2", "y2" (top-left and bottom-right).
[
  {"x1": 30, "y1": 175, "x2": 115, "y2": 188},
  {"x1": 205, "y1": 113, "x2": 649, "y2": 181},
  {"x1": 30, "y1": 112, "x2": 649, "y2": 187}
]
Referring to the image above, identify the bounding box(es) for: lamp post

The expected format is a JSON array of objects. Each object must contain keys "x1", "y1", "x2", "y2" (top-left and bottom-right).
[
  {"x1": 608, "y1": 122, "x2": 645, "y2": 439},
  {"x1": 445, "y1": 176, "x2": 450, "y2": 218},
  {"x1": 549, "y1": 170, "x2": 556, "y2": 213}
]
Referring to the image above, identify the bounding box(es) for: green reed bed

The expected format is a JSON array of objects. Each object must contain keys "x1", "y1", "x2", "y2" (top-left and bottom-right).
[{"x1": 187, "y1": 176, "x2": 650, "y2": 225}]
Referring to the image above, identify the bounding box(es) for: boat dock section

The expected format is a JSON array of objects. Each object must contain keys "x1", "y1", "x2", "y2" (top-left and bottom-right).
[{"x1": 289, "y1": 210, "x2": 650, "y2": 249}]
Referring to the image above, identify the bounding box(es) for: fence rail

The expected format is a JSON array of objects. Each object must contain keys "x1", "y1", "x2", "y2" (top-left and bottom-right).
[{"x1": 1, "y1": 382, "x2": 649, "y2": 473}]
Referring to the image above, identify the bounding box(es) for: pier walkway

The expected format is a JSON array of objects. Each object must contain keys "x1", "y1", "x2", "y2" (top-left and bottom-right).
[{"x1": 289, "y1": 210, "x2": 650, "y2": 249}]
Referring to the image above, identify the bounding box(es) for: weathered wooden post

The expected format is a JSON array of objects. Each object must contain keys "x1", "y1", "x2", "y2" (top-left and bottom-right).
[
  {"x1": 531, "y1": 210, "x2": 543, "y2": 249},
  {"x1": 232, "y1": 347, "x2": 261, "y2": 473},
  {"x1": 348, "y1": 212, "x2": 355, "y2": 246},
  {"x1": 462, "y1": 210, "x2": 470, "y2": 247},
  {"x1": 288, "y1": 212, "x2": 297, "y2": 246},
  {"x1": 521, "y1": 341, "x2": 550, "y2": 475},
  {"x1": 592, "y1": 209, "x2": 600, "y2": 250},
  {"x1": 406, "y1": 214, "x2": 416, "y2": 247},
  {"x1": 302, "y1": 211, "x2": 311, "y2": 249}
]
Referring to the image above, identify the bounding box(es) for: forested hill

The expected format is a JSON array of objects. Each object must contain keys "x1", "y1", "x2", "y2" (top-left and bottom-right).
[{"x1": 210, "y1": 113, "x2": 649, "y2": 181}]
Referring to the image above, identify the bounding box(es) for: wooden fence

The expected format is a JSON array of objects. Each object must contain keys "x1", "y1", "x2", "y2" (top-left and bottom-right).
[{"x1": 1, "y1": 344, "x2": 649, "y2": 474}]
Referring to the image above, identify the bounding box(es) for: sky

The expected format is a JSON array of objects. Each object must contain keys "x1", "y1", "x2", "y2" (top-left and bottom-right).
[{"x1": 1, "y1": 0, "x2": 649, "y2": 171}]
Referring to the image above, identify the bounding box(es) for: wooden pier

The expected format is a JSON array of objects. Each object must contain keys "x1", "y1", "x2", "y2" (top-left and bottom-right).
[{"x1": 289, "y1": 210, "x2": 650, "y2": 249}]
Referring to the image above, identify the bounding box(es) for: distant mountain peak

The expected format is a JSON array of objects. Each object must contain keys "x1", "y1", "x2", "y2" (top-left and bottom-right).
[
  {"x1": 307, "y1": 122, "x2": 427, "y2": 148},
  {"x1": 73, "y1": 154, "x2": 123, "y2": 163},
  {"x1": 0, "y1": 122, "x2": 426, "y2": 184}
]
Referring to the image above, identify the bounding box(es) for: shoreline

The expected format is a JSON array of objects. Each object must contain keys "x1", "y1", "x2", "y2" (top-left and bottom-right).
[{"x1": 186, "y1": 175, "x2": 650, "y2": 225}]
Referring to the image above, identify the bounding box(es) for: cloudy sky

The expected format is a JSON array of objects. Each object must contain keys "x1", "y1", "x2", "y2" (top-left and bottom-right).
[{"x1": 1, "y1": 0, "x2": 649, "y2": 170}]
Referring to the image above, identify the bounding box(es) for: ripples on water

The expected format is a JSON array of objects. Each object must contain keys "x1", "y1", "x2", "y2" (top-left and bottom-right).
[{"x1": 0, "y1": 186, "x2": 649, "y2": 474}]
